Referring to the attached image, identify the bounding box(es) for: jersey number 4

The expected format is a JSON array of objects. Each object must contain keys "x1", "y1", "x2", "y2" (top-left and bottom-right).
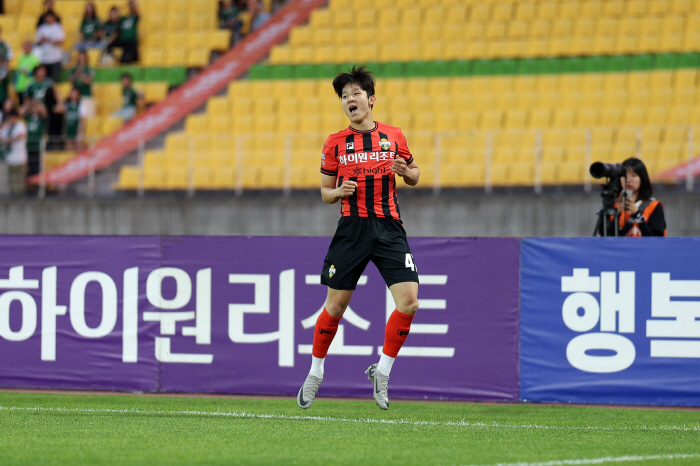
[{"x1": 405, "y1": 253, "x2": 417, "y2": 272}]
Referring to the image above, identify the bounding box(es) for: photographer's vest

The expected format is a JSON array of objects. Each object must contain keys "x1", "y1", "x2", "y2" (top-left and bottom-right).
[{"x1": 613, "y1": 199, "x2": 666, "y2": 237}]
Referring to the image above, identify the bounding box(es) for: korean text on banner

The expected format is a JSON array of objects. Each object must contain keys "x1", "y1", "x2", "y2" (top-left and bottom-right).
[
  {"x1": 0, "y1": 236, "x2": 520, "y2": 401},
  {"x1": 520, "y1": 237, "x2": 700, "y2": 407}
]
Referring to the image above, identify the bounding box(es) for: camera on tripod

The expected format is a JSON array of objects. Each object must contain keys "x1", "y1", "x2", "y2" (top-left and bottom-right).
[{"x1": 589, "y1": 161, "x2": 626, "y2": 237}]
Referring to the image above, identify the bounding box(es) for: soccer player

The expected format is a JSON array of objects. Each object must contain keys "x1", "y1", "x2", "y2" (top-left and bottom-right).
[{"x1": 297, "y1": 65, "x2": 420, "y2": 411}]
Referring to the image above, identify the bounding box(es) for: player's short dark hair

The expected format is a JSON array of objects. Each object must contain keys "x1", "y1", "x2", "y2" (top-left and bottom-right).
[
  {"x1": 621, "y1": 157, "x2": 653, "y2": 201},
  {"x1": 121, "y1": 72, "x2": 132, "y2": 81},
  {"x1": 332, "y1": 65, "x2": 375, "y2": 100}
]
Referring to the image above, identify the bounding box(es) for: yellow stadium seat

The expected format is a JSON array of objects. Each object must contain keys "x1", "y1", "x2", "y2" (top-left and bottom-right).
[
  {"x1": 186, "y1": 115, "x2": 208, "y2": 135},
  {"x1": 142, "y1": 48, "x2": 165, "y2": 67},
  {"x1": 143, "y1": 166, "x2": 166, "y2": 190},
  {"x1": 117, "y1": 166, "x2": 139, "y2": 189},
  {"x1": 193, "y1": 167, "x2": 214, "y2": 189},
  {"x1": 515, "y1": 2, "x2": 535, "y2": 21},
  {"x1": 164, "y1": 167, "x2": 189, "y2": 190}
]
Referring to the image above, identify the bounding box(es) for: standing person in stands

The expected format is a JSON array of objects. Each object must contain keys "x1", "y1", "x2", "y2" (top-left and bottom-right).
[
  {"x1": 68, "y1": 51, "x2": 95, "y2": 118},
  {"x1": 600, "y1": 158, "x2": 667, "y2": 237},
  {"x1": 111, "y1": 73, "x2": 140, "y2": 122},
  {"x1": 116, "y1": 0, "x2": 139, "y2": 63},
  {"x1": 23, "y1": 65, "x2": 60, "y2": 150},
  {"x1": 0, "y1": 25, "x2": 13, "y2": 106},
  {"x1": 296, "y1": 65, "x2": 421, "y2": 411},
  {"x1": 219, "y1": 0, "x2": 243, "y2": 44},
  {"x1": 35, "y1": 11, "x2": 65, "y2": 83},
  {"x1": 0, "y1": 108, "x2": 28, "y2": 195},
  {"x1": 75, "y1": 2, "x2": 103, "y2": 52},
  {"x1": 19, "y1": 98, "x2": 47, "y2": 179},
  {"x1": 102, "y1": 7, "x2": 122, "y2": 64},
  {"x1": 15, "y1": 41, "x2": 41, "y2": 106},
  {"x1": 56, "y1": 87, "x2": 84, "y2": 151},
  {"x1": 37, "y1": 0, "x2": 61, "y2": 27}
]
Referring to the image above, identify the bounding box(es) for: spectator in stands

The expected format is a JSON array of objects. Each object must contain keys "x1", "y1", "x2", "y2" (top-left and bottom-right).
[
  {"x1": 111, "y1": 73, "x2": 140, "y2": 122},
  {"x1": 248, "y1": 0, "x2": 271, "y2": 32},
  {"x1": 0, "y1": 108, "x2": 28, "y2": 195},
  {"x1": 68, "y1": 51, "x2": 95, "y2": 118},
  {"x1": 37, "y1": 0, "x2": 62, "y2": 28},
  {"x1": 56, "y1": 87, "x2": 85, "y2": 151},
  {"x1": 15, "y1": 41, "x2": 41, "y2": 106},
  {"x1": 219, "y1": 0, "x2": 243, "y2": 43},
  {"x1": 0, "y1": 98, "x2": 12, "y2": 123},
  {"x1": 35, "y1": 11, "x2": 65, "y2": 83},
  {"x1": 0, "y1": 25, "x2": 13, "y2": 105},
  {"x1": 116, "y1": 0, "x2": 140, "y2": 64},
  {"x1": 102, "y1": 7, "x2": 122, "y2": 65},
  {"x1": 23, "y1": 65, "x2": 60, "y2": 150},
  {"x1": 19, "y1": 99, "x2": 47, "y2": 180},
  {"x1": 75, "y1": 2, "x2": 104, "y2": 52}
]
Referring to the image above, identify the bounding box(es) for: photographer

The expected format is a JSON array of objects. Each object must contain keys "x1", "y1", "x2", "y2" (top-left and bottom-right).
[{"x1": 600, "y1": 158, "x2": 666, "y2": 237}]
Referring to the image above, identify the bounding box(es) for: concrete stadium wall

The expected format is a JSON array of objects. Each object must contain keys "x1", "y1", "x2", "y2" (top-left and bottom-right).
[{"x1": 0, "y1": 191, "x2": 698, "y2": 237}]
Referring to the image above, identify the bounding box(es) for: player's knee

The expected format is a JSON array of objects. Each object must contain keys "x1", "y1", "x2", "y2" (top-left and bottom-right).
[
  {"x1": 398, "y1": 298, "x2": 419, "y2": 316},
  {"x1": 325, "y1": 301, "x2": 348, "y2": 318}
]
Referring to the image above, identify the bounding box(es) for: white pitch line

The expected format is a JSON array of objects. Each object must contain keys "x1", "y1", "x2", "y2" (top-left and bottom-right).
[
  {"x1": 454, "y1": 453, "x2": 700, "y2": 466},
  {"x1": 0, "y1": 406, "x2": 700, "y2": 433}
]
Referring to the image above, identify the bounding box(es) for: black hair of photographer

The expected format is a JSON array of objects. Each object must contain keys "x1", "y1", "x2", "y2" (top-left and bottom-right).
[{"x1": 601, "y1": 158, "x2": 667, "y2": 237}]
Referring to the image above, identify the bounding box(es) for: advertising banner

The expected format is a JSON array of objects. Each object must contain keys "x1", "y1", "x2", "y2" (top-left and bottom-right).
[
  {"x1": 520, "y1": 238, "x2": 700, "y2": 406},
  {"x1": 0, "y1": 236, "x2": 520, "y2": 401},
  {"x1": 29, "y1": 0, "x2": 328, "y2": 186}
]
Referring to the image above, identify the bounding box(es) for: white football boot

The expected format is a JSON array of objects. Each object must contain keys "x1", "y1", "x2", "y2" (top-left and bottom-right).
[
  {"x1": 297, "y1": 374, "x2": 323, "y2": 409},
  {"x1": 365, "y1": 363, "x2": 390, "y2": 410}
]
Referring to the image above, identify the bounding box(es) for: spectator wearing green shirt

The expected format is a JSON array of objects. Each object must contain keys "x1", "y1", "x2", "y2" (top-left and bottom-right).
[
  {"x1": 0, "y1": 25, "x2": 13, "y2": 105},
  {"x1": 109, "y1": 0, "x2": 140, "y2": 64},
  {"x1": 68, "y1": 51, "x2": 95, "y2": 118},
  {"x1": 15, "y1": 41, "x2": 41, "y2": 106},
  {"x1": 75, "y1": 2, "x2": 104, "y2": 52},
  {"x1": 111, "y1": 73, "x2": 140, "y2": 122},
  {"x1": 56, "y1": 87, "x2": 85, "y2": 151},
  {"x1": 19, "y1": 99, "x2": 47, "y2": 179},
  {"x1": 219, "y1": 0, "x2": 242, "y2": 43},
  {"x1": 102, "y1": 7, "x2": 121, "y2": 64},
  {"x1": 23, "y1": 65, "x2": 61, "y2": 150}
]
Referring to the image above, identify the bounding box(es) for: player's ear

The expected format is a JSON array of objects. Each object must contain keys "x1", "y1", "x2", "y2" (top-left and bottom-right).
[{"x1": 369, "y1": 95, "x2": 376, "y2": 108}]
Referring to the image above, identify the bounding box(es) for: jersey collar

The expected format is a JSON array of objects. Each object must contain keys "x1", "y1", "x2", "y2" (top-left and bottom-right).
[{"x1": 349, "y1": 121, "x2": 378, "y2": 133}]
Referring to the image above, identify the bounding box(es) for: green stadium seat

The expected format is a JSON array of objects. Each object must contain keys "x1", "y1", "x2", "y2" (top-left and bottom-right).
[
  {"x1": 316, "y1": 64, "x2": 336, "y2": 79},
  {"x1": 676, "y1": 52, "x2": 699, "y2": 68},
  {"x1": 144, "y1": 67, "x2": 167, "y2": 82},
  {"x1": 293, "y1": 64, "x2": 316, "y2": 79},
  {"x1": 653, "y1": 53, "x2": 677, "y2": 70},
  {"x1": 248, "y1": 64, "x2": 271, "y2": 79},
  {"x1": 583, "y1": 56, "x2": 607, "y2": 73},
  {"x1": 606, "y1": 55, "x2": 632, "y2": 72},
  {"x1": 271, "y1": 65, "x2": 293, "y2": 79},
  {"x1": 382, "y1": 62, "x2": 405, "y2": 78},
  {"x1": 630, "y1": 54, "x2": 654, "y2": 71},
  {"x1": 166, "y1": 67, "x2": 187, "y2": 86},
  {"x1": 448, "y1": 60, "x2": 472, "y2": 76}
]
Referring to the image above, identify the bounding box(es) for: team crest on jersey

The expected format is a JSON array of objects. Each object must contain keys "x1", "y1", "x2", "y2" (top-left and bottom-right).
[
  {"x1": 379, "y1": 138, "x2": 391, "y2": 150},
  {"x1": 346, "y1": 142, "x2": 354, "y2": 150},
  {"x1": 329, "y1": 265, "x2": 336, "y2": 278}
]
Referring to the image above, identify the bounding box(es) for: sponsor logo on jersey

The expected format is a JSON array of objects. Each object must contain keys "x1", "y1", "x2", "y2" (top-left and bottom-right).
[
  {"x1": 346, "y1": 142, "x2": 354, "y2": 150},
  {"x1": 379, "y1": 138, "x2": 391, "y2": 150},
  {"x1": 338, "y1": 151, "x2": 396, "y2": 165},
  {"x1": 329, "y1": 264, "x2": 336, "y2": 278}
]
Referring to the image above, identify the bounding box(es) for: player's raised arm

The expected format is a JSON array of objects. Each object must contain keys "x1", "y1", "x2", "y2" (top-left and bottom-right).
[{"x1": 321, "y1": 174, "x2": 356, "y2": 204}]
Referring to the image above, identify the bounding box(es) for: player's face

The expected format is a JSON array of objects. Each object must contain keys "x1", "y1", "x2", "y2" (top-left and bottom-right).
[{"x1": 341, "y1": 83, "x2": 375, "y2": 124}]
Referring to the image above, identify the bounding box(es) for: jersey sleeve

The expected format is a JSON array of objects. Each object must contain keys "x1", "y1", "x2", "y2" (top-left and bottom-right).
[
  {"x1": 396, "y1": 129, "x2": 414, "y2": 165},
  {"x1": 320, "y1": 135, "x2": 338, "y2": 176}
]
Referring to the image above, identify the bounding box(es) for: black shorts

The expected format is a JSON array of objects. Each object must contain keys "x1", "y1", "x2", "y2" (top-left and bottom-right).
[{"x1": 320, "y1": 216, "x2": 419, "y2": 290}]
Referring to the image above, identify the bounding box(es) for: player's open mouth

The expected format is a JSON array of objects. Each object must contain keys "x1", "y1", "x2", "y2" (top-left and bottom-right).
[{"x1": 349, "y1": 105, "x2": 357, "y2": 114}]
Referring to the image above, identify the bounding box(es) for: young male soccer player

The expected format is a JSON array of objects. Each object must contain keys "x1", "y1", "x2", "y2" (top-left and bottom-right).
[{"x1": 297, "y1": 65, "x2": 420, "y2": 410}]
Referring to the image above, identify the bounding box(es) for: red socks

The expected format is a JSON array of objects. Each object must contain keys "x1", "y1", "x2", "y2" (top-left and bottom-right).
[
  {"x1": 382, "y1": 309, "x2": 414, "y2": 358},
  {"x1": 312, "y1": 308, "x2": 341, "y2": 358}
]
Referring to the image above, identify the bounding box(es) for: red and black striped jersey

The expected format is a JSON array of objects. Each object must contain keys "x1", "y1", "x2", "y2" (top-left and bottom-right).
[{"x1": 320, "y1": 121, "x2": 414, "y2": 221}]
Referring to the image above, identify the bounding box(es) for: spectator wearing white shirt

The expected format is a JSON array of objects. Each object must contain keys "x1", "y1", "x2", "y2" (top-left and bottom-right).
[
  {"x1": 35, "y1": 11, "x2": 65, "y2": 82},
  {"x1": 0, "y1": 108, "x2": 28, "y2": 195}
]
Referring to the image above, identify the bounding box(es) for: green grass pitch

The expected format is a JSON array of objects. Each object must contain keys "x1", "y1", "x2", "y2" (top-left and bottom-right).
[{"x1": 0, "y1": 392, "x2": 699, "y2": 466}]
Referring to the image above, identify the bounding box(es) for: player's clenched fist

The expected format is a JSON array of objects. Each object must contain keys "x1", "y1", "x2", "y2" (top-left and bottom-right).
[
  {"x1": 336, "y1": 180, "x2": 357, "y2": 197},
  {"x1": 390, "y1": 158, "x2": 409, "y2": 177}
]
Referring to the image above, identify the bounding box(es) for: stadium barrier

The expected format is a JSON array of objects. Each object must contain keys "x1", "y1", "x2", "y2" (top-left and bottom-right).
[{"x1": 0, "y1": 236, "x2": 699, "y2": 406}]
